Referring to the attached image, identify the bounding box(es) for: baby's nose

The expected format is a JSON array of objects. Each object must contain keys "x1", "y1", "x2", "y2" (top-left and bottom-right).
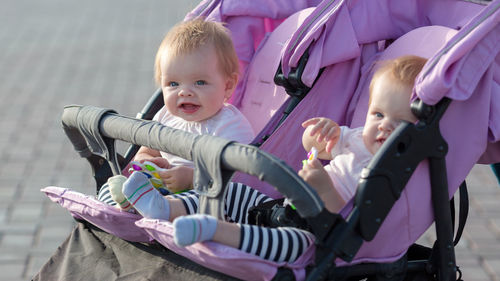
[
  {"x1": 378, "y1": 118, "x2": 396, "y2": 132},
  {"x1": 179, "y1": 88, "x2": 193, "y2": 96}
]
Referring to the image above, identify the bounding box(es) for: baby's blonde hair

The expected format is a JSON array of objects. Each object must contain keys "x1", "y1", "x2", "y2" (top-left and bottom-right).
[
  {"x1": 154, "y1": 19, "x2": 239, "y2": 86},
  {"x1": 369, "y1": 55, "x2": 427, "y2": 104}
]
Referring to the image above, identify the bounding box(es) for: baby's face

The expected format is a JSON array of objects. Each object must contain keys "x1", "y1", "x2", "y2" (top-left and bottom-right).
[
  {"x1": 362, "y1": 73, "x2": 417, "y2": 155},
  {"x1": 160, "y1": 44, "x2": 236, "y2": 122}
]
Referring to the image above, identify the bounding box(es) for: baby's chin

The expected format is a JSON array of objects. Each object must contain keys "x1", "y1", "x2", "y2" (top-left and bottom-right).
[
  {"x1": 367, "y1": 142, "x2": 380, "y2": 155},
  {"x1": 369, "y1": 142, "x2": 383, "y2": 155},
  {"x1": 172, "y1": 112, "x2": 204, "y2": 122}
]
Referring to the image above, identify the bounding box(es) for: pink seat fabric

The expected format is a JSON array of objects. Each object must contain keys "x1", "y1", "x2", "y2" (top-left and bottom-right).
[{"x1": 41, "y1": 186, "x2": 151, "y2": 243}]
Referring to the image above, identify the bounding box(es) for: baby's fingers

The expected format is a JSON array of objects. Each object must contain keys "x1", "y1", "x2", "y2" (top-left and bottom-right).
[
  {"x1": 146, "y1": 157, "x2": 170, "y2": 169},
  {"x1": 323, "y1": 125, "x2": 338, "y2": 140},
  {"x1": 324, "y1": 127, "x2": 340, "y2": 153},
  {"x1": 308, "y1": 158, "x2": 323, "y2": 169},
  {"x1": 315, "y1": 123, "x2": 333, "y2": 142},
  {"x1": 306, "y1": 119, "x2": 330, "y2": 136},
  {"x1": 302, "y1": 118, "x2": 321, "y2": 128},
  {"x1": 157, "y1": 169, "x2": 172, "y2": 181},
  {"x1": 325, "y1": 140, "x2": 335, "y2": 154}
]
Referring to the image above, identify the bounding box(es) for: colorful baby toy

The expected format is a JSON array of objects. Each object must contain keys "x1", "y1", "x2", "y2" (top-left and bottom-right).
[
  {"x1": 129, "y1": 161, "x2": 170, "y2": 195},
  {"x1": 302, "y1": 147, "x2": 318, "y2": 167}
]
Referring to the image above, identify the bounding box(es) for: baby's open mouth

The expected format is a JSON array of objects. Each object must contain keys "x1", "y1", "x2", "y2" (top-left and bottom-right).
[{"x1": 179, "y1": 103, "x2": 200, "y2": 113}]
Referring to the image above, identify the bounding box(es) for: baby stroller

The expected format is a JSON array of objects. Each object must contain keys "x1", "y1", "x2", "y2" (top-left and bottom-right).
[{"x1": 35, "y1": 0, "x2": 499, "y2": 280}]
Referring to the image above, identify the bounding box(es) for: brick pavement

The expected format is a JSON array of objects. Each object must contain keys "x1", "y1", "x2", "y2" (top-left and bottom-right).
[
  {"x1": 0, "y1": 0, "x2": 198, "y2": 280},
  {"x1": 0, "y1": 0, "x2": 498, "y2": 280}
]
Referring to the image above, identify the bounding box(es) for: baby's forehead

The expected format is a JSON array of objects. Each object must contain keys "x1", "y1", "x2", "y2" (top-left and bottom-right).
[
  {"x1": 371, "y1": 75, "x2": 411, "y2": 98},
  {"x1": 164, "y1": 40, "x2": 215, "y2": 56}
]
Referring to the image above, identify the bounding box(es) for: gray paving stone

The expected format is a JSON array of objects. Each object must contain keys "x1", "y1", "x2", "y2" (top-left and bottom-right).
[
  {"x1": 26, "y1": 255, "x2": 51, "y2": 281},
  {"x1": 0, "y1": 221, "x2": 37, "y2": 234},
  {"x1": 0, "y1": 186, "x2": 17, "y2": 201},
  {"x1": 0, "y1": 4, "x2": 198, "y2": 281},
  {"x1": 483, "y1": 259, "x2": 500, "y2": 280},
  {"x1": 0, "y1": 262, "x2": 26, "y2": 281},
  {"x1": 455, "y1": 254, "x2": 492, "y2": 280},
  {"x1": 2, "y1": 231, "x2": 33, "y2": 245},
  {"x1": 464, "y1": 221, "x2": 499, "y2": 241},
  {"x1": 36, "y1": 225, "x2": 73, "y2": 243},
  {"x1": 10, "y1": 204, "x2": 44, "y2": 222}
]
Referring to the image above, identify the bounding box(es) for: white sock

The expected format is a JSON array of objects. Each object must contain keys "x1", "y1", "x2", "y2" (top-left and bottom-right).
[
  {"x1": 173, "y1": 214, "x2": 217, "y2": 247},
  {"x1": 122, "y1": 172, "x2": 170, "y2": 220},
  {"x1": 107, "y1": 175, "x2": 132, "y2": 210}
]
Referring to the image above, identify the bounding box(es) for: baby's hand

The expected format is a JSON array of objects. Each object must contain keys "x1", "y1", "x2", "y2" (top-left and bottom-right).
[
  {"x1": 298, "y1": 159, "x2": 334, "y2": 196},
  {"x1": 139, "y1": 157, "x2": 170, "y2": 169},
  {"x1": 298, "y1": 159, "x2": 345, "y2": 213},
  {"x1": 302, "y1": 117, "x2": 340, "y2": 157},
  {"x1": 159, "y1": 166, "x2": 193, "y2": 193}
]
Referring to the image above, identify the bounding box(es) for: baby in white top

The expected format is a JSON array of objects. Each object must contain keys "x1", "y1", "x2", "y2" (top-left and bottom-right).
[
  {"x1": 300, "y1": 55, "x2": 424, "y2": 212},
  {"x1": 134, "y1": 19, "x2": 254, "y2": 193}
]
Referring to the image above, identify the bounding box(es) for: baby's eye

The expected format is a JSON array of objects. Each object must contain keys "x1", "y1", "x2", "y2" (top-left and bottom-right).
[
  {"x1": 195, "y1": 80, "x2": 206, "y2": 86},
  {"x1": 374, "y1": 112, "x2": 383, "y2": 118},
  {"x1": 168, "y1": 81, "x2": 179, "y2": 87}
]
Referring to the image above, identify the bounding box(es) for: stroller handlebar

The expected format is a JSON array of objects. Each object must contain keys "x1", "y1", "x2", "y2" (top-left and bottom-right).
[{"x1": 61, "y1": 104, "x2": 328, "y2": 219}]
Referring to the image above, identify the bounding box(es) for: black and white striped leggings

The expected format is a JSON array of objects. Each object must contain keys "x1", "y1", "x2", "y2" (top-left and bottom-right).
[{"x1": 98, "y1": 182, "x2": 314, "y2": 263}]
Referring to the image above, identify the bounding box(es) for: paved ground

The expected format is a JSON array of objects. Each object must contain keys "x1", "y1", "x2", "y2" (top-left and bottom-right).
[
  {"x1": 0, "y1": 0, "x2": 498, "y2": 280},
  {"x1": 0, "y1": 1, "x2": 199, "y2": 280}
]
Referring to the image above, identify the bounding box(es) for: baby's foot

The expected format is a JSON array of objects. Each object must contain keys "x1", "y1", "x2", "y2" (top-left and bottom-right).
[
  {"x1": 107, "y1": 175, "x2": 132, "y2": 211},
  {"x1": 129, "y1": 161, "x2": 170, "y2": 195},
  {"x1": 173, "y1": 214, "x2": 217, "y2": 247},
  {"x1": 122, "y1": 172, "x2": 170, "y2": 220}
]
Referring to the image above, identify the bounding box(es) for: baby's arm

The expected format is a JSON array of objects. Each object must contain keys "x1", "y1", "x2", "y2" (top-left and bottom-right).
[
  {"x1": 302, "y1": 117, "x2": 340, "y2": 160},
  {"x1": 298, "y1": 159, "x2": 346, "y2": 213}
]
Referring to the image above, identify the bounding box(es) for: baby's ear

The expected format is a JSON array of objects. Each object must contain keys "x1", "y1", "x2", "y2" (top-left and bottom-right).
[{"x1": 224, "y1": 72, "x2": 239, "y2": 99}]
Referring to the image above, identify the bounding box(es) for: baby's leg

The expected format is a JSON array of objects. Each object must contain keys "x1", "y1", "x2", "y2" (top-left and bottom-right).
[
  {"x1": 225, "y1": 182, "x2": 273, "y2": 224},
  {"x1": 97, "y1": 182, "x2": 116, "y2": 206},
  {"x1": 173, "y1": 214, "x2": 221, "y2": 246},
  {"x1": 239, "y1": 225, "x2": 314, "y2": 263},
  {"x1": 122, "y1": 178, "x2": 273, "y2": 223},
  {"x1": 122, "y1": 172, "x2": 196, "y2": 220},
  {"x1": 97, "y1": 175, "x2": 134, "y2": 211},
  {"x1": 174, "y1": 214, "x2": 313, "y2": 263},
  {"x1": 122, "y1": 172, "x2": 173, "y2": 220},
  {"x1": 168, "y1": 190, "x2": 200, "y2": 216},
  {"x1": 173, "y1": 215, "x2": 239, "y2": 248},
  {"x1": 107, "y1": 175, "x2": 133, "y2": 210},
  {"x1": 159, "y1": 182, "x2": 273, "y2": 223}
]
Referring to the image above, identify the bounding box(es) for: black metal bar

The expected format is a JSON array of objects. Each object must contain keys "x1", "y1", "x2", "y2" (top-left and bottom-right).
[{"x1": 429, "y1": 156, "x2": 457, "y2": 281}]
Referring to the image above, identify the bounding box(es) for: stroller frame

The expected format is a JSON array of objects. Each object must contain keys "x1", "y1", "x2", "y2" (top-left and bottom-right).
[{"x1": 61, "y1": 90, "x2": 463, "y2": 280}]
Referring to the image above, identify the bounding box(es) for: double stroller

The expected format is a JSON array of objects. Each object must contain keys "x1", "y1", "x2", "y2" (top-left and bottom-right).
[{"x1": 35, "y1": 0, "x2": 500, "y2": 280}]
